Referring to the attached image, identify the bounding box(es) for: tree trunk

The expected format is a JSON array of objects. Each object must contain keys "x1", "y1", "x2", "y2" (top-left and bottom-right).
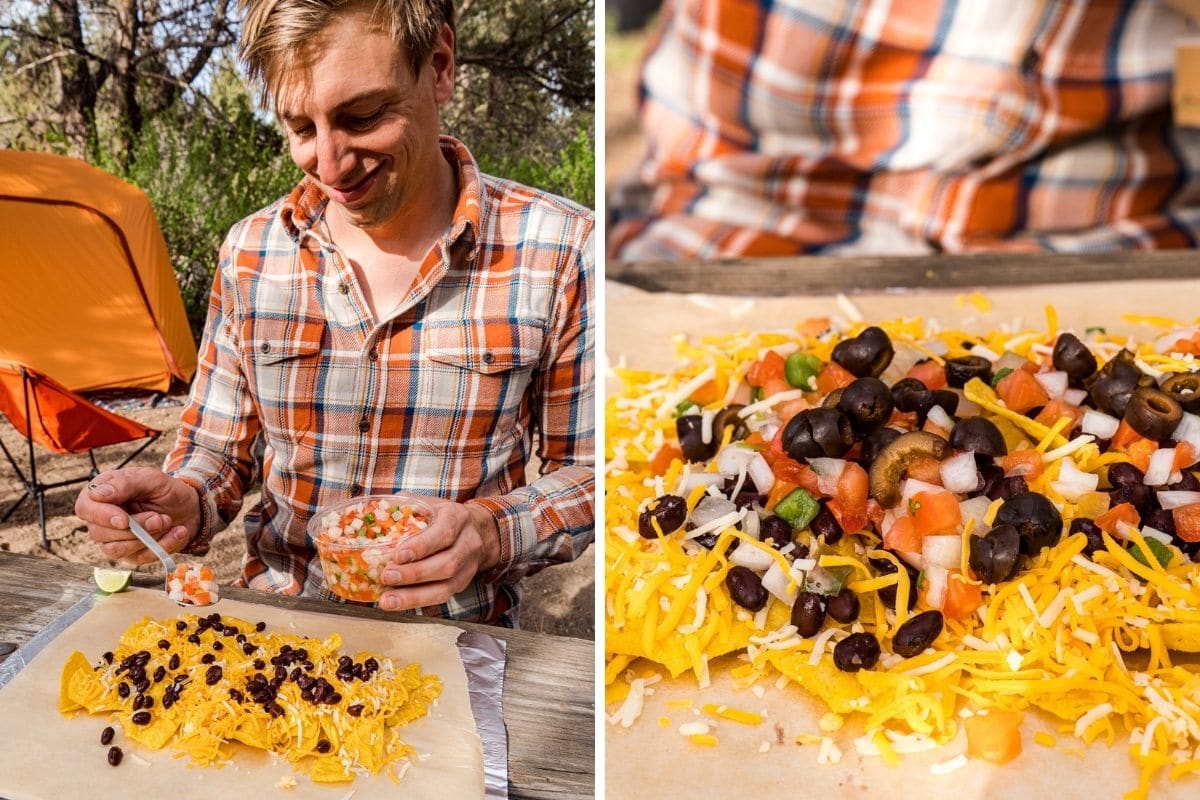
[
  {"x1": 47, "y1": 0, "x2": 100, "y2": 159},
  {"x1": 112, "y1": 0, "x2": 142, "y2": 169}
]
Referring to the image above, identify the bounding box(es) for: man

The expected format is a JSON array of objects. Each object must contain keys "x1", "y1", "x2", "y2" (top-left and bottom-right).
[
  {"x1": 610, "y1": 0, "x2": 1200, "y2": 258},
  {"x1": 75, "y1": 0, "x2": 594, "y2": 627}
]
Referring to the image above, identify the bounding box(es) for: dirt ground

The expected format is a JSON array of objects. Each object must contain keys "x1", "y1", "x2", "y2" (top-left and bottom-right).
[{"x1": 0, "y1": 399, "x2": 594, "y2": 639}]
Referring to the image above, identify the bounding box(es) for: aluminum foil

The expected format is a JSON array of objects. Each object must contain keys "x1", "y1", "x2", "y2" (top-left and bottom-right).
[{"x1": 0, "y1": 592, "x2": 510, "y2": 800}]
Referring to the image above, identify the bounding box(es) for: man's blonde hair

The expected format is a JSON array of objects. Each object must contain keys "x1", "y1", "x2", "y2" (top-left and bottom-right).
[{"x1": 237, "y1": 0, "x2": 455, "y2": 108}]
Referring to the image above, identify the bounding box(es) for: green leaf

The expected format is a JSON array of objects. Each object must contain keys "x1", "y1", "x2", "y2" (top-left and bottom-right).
[{"x1": 991, "y1": 367, "x2": 1014, "y2": 387}]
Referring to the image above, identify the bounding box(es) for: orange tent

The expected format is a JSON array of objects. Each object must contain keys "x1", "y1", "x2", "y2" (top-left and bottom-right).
[{"x1": 0, "y1": 150, "x2": 198, "y2": 393}]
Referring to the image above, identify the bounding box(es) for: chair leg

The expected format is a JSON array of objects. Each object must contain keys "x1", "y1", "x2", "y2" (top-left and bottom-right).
[
  {"x1": 114, "y1": 431, "x2": 162, "y2": 470},
  {"x1": 36, "y1": 489, "x2": 48, "y2": 549},
  {"x1": 1, "y1": 491, "x2": 29, "y2": 523}
]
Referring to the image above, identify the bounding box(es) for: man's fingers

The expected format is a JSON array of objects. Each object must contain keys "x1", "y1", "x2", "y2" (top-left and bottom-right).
[
  {"x1": 393, "y1": 505, "x2": 466, "y2": 563},
  {"x1": 377, "y1": 580, "x2": 460, "y2": 611},
  {"x1": 381, "y1": 545, "x2": 466, "y2": 587}
]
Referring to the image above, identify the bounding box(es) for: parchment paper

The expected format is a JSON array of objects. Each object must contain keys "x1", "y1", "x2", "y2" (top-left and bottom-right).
[
  {"x1": 0, "y1": 589, "x2": 487, "y2": 800},
  {"x1": 605, "y1": 279, "x2": 1200, "y2": 800}
]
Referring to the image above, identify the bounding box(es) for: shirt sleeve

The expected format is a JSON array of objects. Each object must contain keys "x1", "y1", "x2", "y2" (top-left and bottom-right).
[
  {"x1": 163, "y1": 230, "x2": 262, "y2": 554},
  {"x1": 469, "y1": 223, "x2": 596, "y2": 582}
]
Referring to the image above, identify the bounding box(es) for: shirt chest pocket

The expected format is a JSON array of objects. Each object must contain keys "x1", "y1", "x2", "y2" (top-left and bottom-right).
[
  {"x1": 415, "y1": 319, "x2": 545, "y2": 456},
  {"x1": 246, "y1": 321, "x2": 325, "y2": 439}
]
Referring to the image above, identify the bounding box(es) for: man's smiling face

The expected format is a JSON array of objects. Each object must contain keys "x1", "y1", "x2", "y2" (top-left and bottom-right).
[{"x1": 277, "y1": 9, "x2": 454, "y2": 231}]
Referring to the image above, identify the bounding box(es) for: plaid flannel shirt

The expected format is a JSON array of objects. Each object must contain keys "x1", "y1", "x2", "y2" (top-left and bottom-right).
[
  {"x1": 164, "y1": 137, "x2": 595, "y2": 626},
  {"x1": 611, "y1": 0, "x2": 1200, "y2": 258}
]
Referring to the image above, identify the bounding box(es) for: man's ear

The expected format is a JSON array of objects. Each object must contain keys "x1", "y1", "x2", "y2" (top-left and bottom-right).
[{"x1": 430, "y1": 23, "x2": 456, "y2": 105}]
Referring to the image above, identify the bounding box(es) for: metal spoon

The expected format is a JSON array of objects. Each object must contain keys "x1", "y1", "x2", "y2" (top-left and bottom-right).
[{"x1": 125, "y1": 515, "x2": 178, "y2": 575}]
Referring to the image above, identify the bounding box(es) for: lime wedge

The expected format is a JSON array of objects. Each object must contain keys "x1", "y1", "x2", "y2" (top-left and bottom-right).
[{"x1": 93, "y1": 567, "x2": 133, "y2": 594}]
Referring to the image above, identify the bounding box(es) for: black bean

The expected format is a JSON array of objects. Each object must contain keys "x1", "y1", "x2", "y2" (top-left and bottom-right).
[
  {"x1": 315, "y1": 739, "x2": 331, "y2": 753},
  {"x1": 638, "y1": 494, "x2": 688, "y2": 538},
  {"x1": 134, "y1": 679, "x2": 150, "y2": 694},
  {"x1": 790, "y1": 592, "x2": 827, "y2": 638},
  {"x1": 187, "y1": 633, "x2": 200, "y2": 645},
  {"x1": 116, "y1": 682, "x2": 130, "y2": 698},
  {"x1": 1070, "y1": 517, "x2": 1106, "y2": 558},
  {"x1": 825, "y1": 588, "x2": 859, "y2": 624},
  {"x1": 301, "y1": 689, "x2": 315, "y2": 702},
  {"x1": 162, "y1": 693, "x2": 176, "y2": 710},
  {"x1": 157, "y1": 639, "x2": 170, "y2": 650},
  {"x1": 676, "y1": 413, "x2": 719, "y2": 463},
  {"x1": 724, "y1": 566, "x2": 769, "y2": 612},
  {"x1": 758, "y1": 514, "x2": 793, "y2": 547},
  {"x1": 295, "y1": 649, "x2": 309, "y2": 662},
  {"x1": 131, "y1": 711, "x2": 152, "y2": 725},
  {"x1": 809, "y1": 502, "x2": 843, "y2": 544},
  {"x1": 168, "y1": 654, "x2": 180, "y2": 671},
  {"x1": 100, "y1": 726, "x2": 114, "y2": 745},
  {"x1": 274, "y1": 665, "x2": 287, "y2": 681},
  {"x1": 253, "y1": 659, "x2": 266, "y2": 671},
  {"x1": 152, "y1": 665, "x2": 165, "y2": 683},
  {"x1": 212, "y1": 640, "x2": 224, "y2": 651},
  {"x1": 892, "y1": 611, "x2": 944, "y2": 658},
  {"x1": 363, "y1": 657, "x2": 378, "y2": 672},
  {"x1": 329, "y1": 692, "x2": 342, "y2": 705},
  {"x1": 107, "y1": 746, "x2": 123, "y2": 766},
  {"x1": 290, "y1": 667, "x2": 303, "y2": 682},
  {"x1": 268, "y1": 702, "x2": 285, "y2": 718},
  {"x1": 347, "y1": 703, "x2": 365, "y2": 717},
  {"x1": 833, "y1": 632, "x2": 881, "y2": 672},
  {"x1": 175, "y1": 620, "x2": 187, "y2": 632},
  {"x1": 200, "y1": 653, "x2": 216, "y2": 665},
  {"x1": 142, "y1": 696, "x2": 154, "y2": 709},
  {"x1": 205, "y1": 665, "x2": 223, "y2": 685},
  {"x1": 242, "y1": 643, "x2": 256, "y2": 656},
  {"x1": 102, "y1": 651, "x2": 114, "y2": 664},
  {"x1": 255, "y1": 621, "x2": 267, "y2": 632}
]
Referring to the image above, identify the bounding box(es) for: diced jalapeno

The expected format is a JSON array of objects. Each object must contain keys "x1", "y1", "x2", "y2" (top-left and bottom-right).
[
  {"x1": 774, "y1": 488, "x2": 820, "y2": 530},
  {"x1": 785, "y1": 353, "x2": 822, "y2": 390},
  {"x1": 1130, "y1": 538, "x2": 1172, "y2": 569}
]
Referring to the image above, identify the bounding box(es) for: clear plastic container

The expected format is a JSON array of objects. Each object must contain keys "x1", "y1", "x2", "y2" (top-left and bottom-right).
[{"x1": 308, "y1": 494, "x2": 434, "y2": 602}]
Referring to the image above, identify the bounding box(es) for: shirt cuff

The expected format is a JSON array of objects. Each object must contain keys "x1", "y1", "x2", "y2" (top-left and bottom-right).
[
  {"x1": 467, "y1": 495, "x2": 531, "y2": 584},
  {"x1": 173, "y1": 474, "x2": 218, "y2": 556}
]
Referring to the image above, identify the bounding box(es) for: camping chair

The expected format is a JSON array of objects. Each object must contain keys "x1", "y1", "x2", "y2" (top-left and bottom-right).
[{"x1": 0, "y1": 363, "x2": 161, "y2": 547}]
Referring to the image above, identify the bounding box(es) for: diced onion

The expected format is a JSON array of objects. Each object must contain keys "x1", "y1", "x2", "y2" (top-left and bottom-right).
[
  {"x1": 926, "y1": 404, "x2": 954, "y2": 432},
  {"x1": 1050, "y1": 458, "x2": 1099, "y2": 501},
  {"x1": 1172, "y1": 412, "x2": 1200, "y2": 456},
  {"x1": 748, "y1": 453, "x2": 775, "y2": 497},
  {"x1": 1157, "y1": 490, "x2": 1200, "y2": 510},
  {"x1": 1063, "y1": 388, "x2": 1088, "y2": 405},
  {"x1": 993, "y1": 351, "x2": 1030, "y2": 375},
  {"x1": 809, "y1": 458, "x2": 846, "y2": 496},
  {"x1": 715, "y1": 444, "x2": 756, "y2": 477},
  {"x1": 958, "y1": 495, "x2": 992, "y2": 528},
  {"x1": 900, "y1": 478, "x2": 944, "y2": 510},
  {"x1": 741, "y1": 510, "x2": 761, "y2": 540},
  {"x1": 1034, "y1": 370, "x2": 1068, "y2": 401},
  {"x1": 688, "y1": 496, "x2": 738, "y2": 532},
  {"x1": 939, "y1": 451, "x2": 980, "y2": 494},
  {"x1": 924, "y1": 565, "x2": 949, "y2": 609},
  {"x1": 922, "y1": 535, "x2": 962, "y2": 571},
  {"x1": 1081, "y1": 409, "x2": 1120, "y2": 440},
  {"x1": 1143, "y1": 448, "x2": 1176, "y2": 487},
  {"x1": 761, "y1": 560, "x2": 800, "y2": 605},
  {"x1": 1154, "y1": 326, "x2": 1200, "y2": 354},
  {"x1": 676, "y1": 473, "x2": 725, "y2": 496},
  {"x1": 729, "y1": 542, "x2": 777, "y2": 573}
]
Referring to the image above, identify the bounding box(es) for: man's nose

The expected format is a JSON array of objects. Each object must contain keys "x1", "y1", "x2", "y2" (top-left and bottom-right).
[{"x1": 313, "y1": 128, "x2": 356, "y2": 186}]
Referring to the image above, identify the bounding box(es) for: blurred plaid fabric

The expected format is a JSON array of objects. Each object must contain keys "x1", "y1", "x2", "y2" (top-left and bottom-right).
[
  {"x1": 166, "y1": 137, "x2": 595, "y2": 626},
  {"x1": 610, "y1": 0, "x2": 1200, "y2": 258}
]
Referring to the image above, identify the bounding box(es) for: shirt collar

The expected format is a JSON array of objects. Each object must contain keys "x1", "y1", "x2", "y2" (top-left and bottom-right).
[{"x1": 278, "y1": 135, "x2": 484, "y2": 261}]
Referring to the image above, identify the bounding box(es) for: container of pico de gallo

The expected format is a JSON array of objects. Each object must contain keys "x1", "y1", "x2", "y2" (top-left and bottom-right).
[{"x1": 309, "y1": 494, "x2": 434, "y2": 602}]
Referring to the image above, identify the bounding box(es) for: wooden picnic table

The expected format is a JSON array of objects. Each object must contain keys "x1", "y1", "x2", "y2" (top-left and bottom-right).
[{"x1": 0, "y1": 550, "x2": 594, "y2": 800}]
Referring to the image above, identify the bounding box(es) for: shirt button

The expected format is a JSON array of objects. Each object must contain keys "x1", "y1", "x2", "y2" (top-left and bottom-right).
[
  {"x1": 259, "y1": 342, "x2": 270, "y2": 354},
  {"x1": 338, "y1": 282, "x2": 349, "y2": 295},
  {"x1": 482, "y1": 351, "x2": 495, "y2": 364},
  {"x1": 358, "y1": 416, "x2": 370, "y2": 432},
  {"x1": 1020, "y1": 46, "x2": 1039, "y2": 74},
  {"x1": 368, "y1": 348, "x2": 378, "y2": 361},
  {"x1": 349, "y1": 483, "x2": 363, "y2": 496}
]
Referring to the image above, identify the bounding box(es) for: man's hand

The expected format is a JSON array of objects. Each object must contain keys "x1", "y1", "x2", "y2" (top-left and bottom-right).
[
  {"x1": 75, "y1": 467, "x2": 200, "y2": 565},
  {"x1": 377, "y1": 500, "x2": 501, "y2": 611}
]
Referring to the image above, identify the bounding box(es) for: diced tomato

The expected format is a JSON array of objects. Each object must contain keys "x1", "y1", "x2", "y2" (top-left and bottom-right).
[
  {"x1": 798, "y1": 317, "x2": 832, "y2": 337},
  {"x1": 883, "y1": 515, "x2": 922, "y2": 553},
  {"x1": 1110, "y1": 419, "x2": 1143, "y2": 451},
  {"x1": 766, "y1": 480, "x2": 799, "y2": 512},
  {"x1": 690, "y1": 378, "x2": 721, "y2": 405},
  {"x1": 1173, "y1": 443, "x2": 1197, "y2": 471},
  {"x1": 1173, "y1": 502, "x2": 1200, "y2": 543},
  {"x1": 1034, "y1": 399, "x2": 1083, "y2": 431},
  {"x1": 965, "y1": 710, "x2": 1024, "y2": 764},
  {"x1": 866, "y1": 499, "x2": 886, "y2": 529},
  {"x1": 747, "y1": 351, "x2": 786, "y2": 387},
  {"x1": 942, "y1": 575, "x2": 984, "y2": 621},
  {"x1": 762, "y1": 376, "x2": 793, "y2": 398},
  {"x1": 995, "y1": 369, "x2": 1049, "y2": 414},
  {"x1": 815, "y1": 361, "x2": 856, "y2": 395},
  {"x1": 911, "y1": 490, "x2": 962, "y2": 536},
  {"x1": 904, "y1": 455, "x2": 944, "y2": 487},
  {"x1": 771, "y1": 457, "x2": 822, "y2": 495},
  {"x1": 907, "y1": 360, "x2": 947, "y2": 390},
  {"x1": 1001, "y1": 449, "x2": 1044, "y2": 479},
  {"x1": 649, "y1": 443, "x2": 683, "y2": 476},
  {"x1": 887, "y1": 409, "x2": 920, "y2": 430},
  {"x1": 775, "y1": 396, "x2": 812, "y2": 424},
  {"x1": 1095, "y1": 502, "x2": 1140, "y2": 535},
  {"x1": 1125, "y1": 438, "x2": 1157, "y2": 473},
  {"x1": 828, "y1": 462, "x2": 869, "y2": 533}
]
